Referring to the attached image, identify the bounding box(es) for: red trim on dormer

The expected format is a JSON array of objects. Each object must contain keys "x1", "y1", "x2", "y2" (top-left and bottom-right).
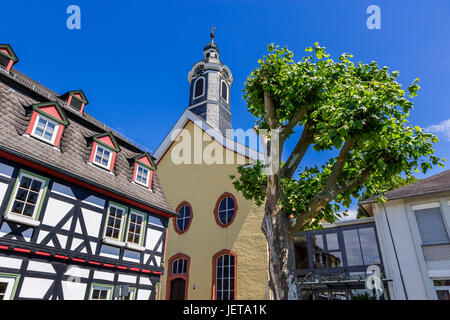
[
  {"x1": 0, "y1": 48, "x2": 10, "y2": 56},
  {"x1": 54, "y1": 124, "x2": 65, "y2": 147},
  {"x1": 133, "y1": 162, "x2": 154, "y2": 189},
  {"x1": 6, "y1": 59, "x2": 13, "y2": 72},
  {"x1": 137, "y1": 155, "x2": 152, "y2": 167},
  {"x1": 110, "y1": 150, "x2": 116, "y2": 173},
  {"x1": 90, "y1": 141, "x2": 117, "y2": 172},
  {"x1": 27, "y1": 110, "x2": 65, "y2": 147},
  {"x1": 89, "y1": 142, "x2": 97, "y2": 163},
  {"x1": 80, "y1": 103, "x2": 85, "y2": 114},
  {"x1": 39, "y1": 105, "x2": 63, "y2": 121},
  {"x1": 148, "y1": 170, "x2": 154, "y2": 189},
  {"x1": 26, "y1": 112, "x2": 39, "y2": 136},
  {"x1": 98, "y1": 135, "x2": 116, "y2": 149}
]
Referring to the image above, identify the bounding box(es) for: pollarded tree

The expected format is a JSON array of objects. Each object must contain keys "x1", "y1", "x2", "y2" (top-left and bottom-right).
[{"x1": 231, "y1": 43, "x2": 443, "y2": 300}]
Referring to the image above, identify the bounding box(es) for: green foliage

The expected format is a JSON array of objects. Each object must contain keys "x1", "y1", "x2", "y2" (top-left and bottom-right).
[{"x1": 233, "y1": 43, "x2": 444, "y2": 229}]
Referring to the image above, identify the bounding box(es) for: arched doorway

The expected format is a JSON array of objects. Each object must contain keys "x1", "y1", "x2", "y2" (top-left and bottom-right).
[
  {"x1": 166, "y1": 253, "x2": 190, "y2": 300},
  {"x1": 170, "y1": 278, "x2": 186, "y2": 300}
]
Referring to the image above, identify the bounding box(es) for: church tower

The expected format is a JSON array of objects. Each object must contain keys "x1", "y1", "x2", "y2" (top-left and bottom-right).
[{"x1": 187, "y1": 29, "x2": 234, "y2": 136}]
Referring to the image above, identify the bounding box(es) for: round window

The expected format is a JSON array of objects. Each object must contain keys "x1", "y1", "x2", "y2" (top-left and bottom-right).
[
  {"x1": 175, "y1": 203, "x2": 192, "y2": 233},
  {"x1": 215, "y1": 194, "x2": 237, "y2": 227}
]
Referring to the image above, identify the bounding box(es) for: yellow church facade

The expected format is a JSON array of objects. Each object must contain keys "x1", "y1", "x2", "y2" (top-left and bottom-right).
[
  {"x1": 154, "y1": 32, "x2": 269, "y2": 300},
  {"x1": 155, "y1": 116, "x2": 268, "y2": 300}
]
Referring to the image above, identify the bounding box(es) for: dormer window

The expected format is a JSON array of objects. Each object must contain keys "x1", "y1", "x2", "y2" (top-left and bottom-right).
[
  {"x1": 133, "y1": 153, "x2": 156, "y2": 189},
  {"x1": 89, "y1": 133, "x2": 121, "y2": 173},
  {"x1": 94, "y1": 144, "x2": 113, "y2": 169},
  {"x1": 193, "y1": 77, "x2": 205, "y2": 99},
  {"x1": 221, "y1": 80, "x2": 228, "y2": 102},
  {"x1": 0, "y1": 44, "x2": 18, "y2": 72},
  {"x1": 32, "y1": 114, "x2": 59, "y2": 144},
  {"x1": 60, "y1": 90, "x2": 89, "y2": 114},
  {"x1": 135, "y1": 164, "x2": 150, "y2": 186},
  {"x1": 26, "y1": 102, "x2": 69, "y2": 147}
]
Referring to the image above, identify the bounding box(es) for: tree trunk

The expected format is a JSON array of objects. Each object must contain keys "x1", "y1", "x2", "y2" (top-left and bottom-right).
[{"x1": 262, "y1": 193, "x2": 299, "y2": 300}]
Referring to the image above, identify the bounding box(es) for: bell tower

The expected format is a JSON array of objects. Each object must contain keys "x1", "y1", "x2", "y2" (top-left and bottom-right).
[{"x1": 187, "y1": 28, "x2": 234, "y2": 136}]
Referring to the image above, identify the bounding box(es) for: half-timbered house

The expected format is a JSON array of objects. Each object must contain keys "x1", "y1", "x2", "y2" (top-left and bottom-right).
[{"x1": 0, "y1": 44, "x2": 176, "y2": 300}]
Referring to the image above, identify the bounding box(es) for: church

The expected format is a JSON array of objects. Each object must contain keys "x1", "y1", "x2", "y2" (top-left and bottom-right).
[{"x1": 155, "y1": 30, "x2": 269, "y2": 300}]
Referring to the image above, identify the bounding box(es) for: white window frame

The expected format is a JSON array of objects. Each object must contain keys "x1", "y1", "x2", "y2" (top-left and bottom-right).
[
  {"x1": 220, "y1": 80, "x2": 229, "y2": 102},
  {"x1": 218, "y1": 196, "x2": 235, "y2": 226},
  {"x1": 433, "y1": 279, "x2": 450, "y2": 300},
  {"x1": 125, "y1": 211, "x2": 146, "y2": 249},
  {"x1": 135, "y1": 164, "x2": 150, "y2": 187},
  {"x1": 103, "y1": 203, "x2": 127, "y2": 246},
  {"x1": 193, "y1": 77, "x2": 205, "y2": 99},
  {"x1": 176, "y1": 205, "x2": 191, "y2": 232},
  {"x1": 0, "y1": 276, "x2": 18, "y2": 300},
  {"x1": 172, "y1": 259, "x2": 187, "y2": 275},
  {"x1": 31, "y1": 113, "x2": 60, "y2": 145},
  {"x1": 412, "y1": 202, "x2": 450, "y2": 245},
  {"x1": 93, "y1": 144, "x2": 113, "y2": 170},
  {"x1": 90, "y1": 285, "x2": 112, "y2": 300},
  {"x1": 7, "y1": 172, "x2": 47, "y2": 222},
  {"x1": 216, "y1": 254, "x2": 235, "y2": 300}
]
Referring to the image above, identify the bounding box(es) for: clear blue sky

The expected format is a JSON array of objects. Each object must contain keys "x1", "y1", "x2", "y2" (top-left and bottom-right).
[{"x1": 2, "y1": 0, "x2": 450, "y2": 184}]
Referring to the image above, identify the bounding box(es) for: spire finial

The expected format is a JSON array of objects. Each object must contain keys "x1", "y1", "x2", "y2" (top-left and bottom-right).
[{"x1": 210, "y1": 26, "x2": 216, "y2": 42}]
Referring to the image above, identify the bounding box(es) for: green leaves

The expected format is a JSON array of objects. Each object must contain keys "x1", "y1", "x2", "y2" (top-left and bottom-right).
[{"x1": 236, "y1": 43, "x2": 443, "y2": 230}]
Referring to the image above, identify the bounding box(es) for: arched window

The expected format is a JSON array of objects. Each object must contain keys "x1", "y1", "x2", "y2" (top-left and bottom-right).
[
  {"x1": 214, "y1": 193, "x2": 237, "y2": 228},
  {"x1": 212, "y1": 250, "x2": 237, "y2": 300},
  {"x1": 172, "y1": 258, "x2": 188, "y2": 274},
  {"x1": 194, "y1": 77, "x2": 205, "y2": 99},
  {"x1": 174, "y1": 202, "x2": 193, "y2": 234},
  {"x1": 221, "y1": 80, "x2": 228, "y2": 102}
]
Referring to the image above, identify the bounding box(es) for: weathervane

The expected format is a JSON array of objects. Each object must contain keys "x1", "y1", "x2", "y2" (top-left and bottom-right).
[{"x1": 210, "y1": 26, "x2": 216, "y2": 42}]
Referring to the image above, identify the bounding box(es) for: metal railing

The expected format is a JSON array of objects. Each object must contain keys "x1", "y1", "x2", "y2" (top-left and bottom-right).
[{"x1": 0, "y1": 65, "x2": 151, "y2": 153}]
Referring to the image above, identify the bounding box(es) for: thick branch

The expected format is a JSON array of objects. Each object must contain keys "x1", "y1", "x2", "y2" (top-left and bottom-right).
[
  {"x1": 264, "y1": 92, "x2": 280, "y2": 130},
  {"x1": 288, "y1": 135, "x2": 359, "y2": 235},
  {"x1": 283, "y1": 106, "x2": 308, "y2": 138},
  {"x1": 280, "y1": 123, "x2": 314, "y2": 179},
  {"x1": 323, "y1": 135, "x2": 359, "y2": 191}
]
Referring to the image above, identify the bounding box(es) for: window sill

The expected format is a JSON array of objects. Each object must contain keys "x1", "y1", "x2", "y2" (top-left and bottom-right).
[
  {"x1": 102, "y1": 237, "x2": 126, "y2": 248},
  {"x1": 125, "y1": 242, "x2": 146, "y2": 252},
  {"x1": 4, "y1": 213, "x2": 40, "y2": 227}
]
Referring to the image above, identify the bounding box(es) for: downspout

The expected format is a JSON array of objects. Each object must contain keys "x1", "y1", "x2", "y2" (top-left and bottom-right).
[{"x1": 382, "y1": 202, "x2": 409, "y2": 300}]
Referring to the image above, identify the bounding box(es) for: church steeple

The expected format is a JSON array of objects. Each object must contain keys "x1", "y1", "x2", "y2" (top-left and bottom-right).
[{"x1": 187, "y1": 29, "x2": 234, "y2": 137}]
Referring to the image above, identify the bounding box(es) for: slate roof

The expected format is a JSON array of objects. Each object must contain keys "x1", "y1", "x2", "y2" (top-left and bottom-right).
[
  {"x1": 360, "y1": 169, "x2": 450, "y2": 204},
  {"x1": 0, "y1": 68, "x2": 175, "y2": 216}
]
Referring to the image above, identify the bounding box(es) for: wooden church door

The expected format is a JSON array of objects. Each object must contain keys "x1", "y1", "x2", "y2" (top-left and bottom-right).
[{"x1": 170, "y1": 278, "x2": 186, "y2": 300}]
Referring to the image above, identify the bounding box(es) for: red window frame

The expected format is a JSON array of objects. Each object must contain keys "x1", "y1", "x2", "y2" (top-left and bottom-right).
[
  {"x1": 211, "y1": 249, "x2": 237, "y2": 300},
  {"x1": 213, "y1": 192, "x2": 238, "y2": 228},
  {"x1": 166, "y1": 253, "x2": 190, "y2": 300},
  {"x1": 173, "y1": 201, "x2": 193, "y2": 235}
]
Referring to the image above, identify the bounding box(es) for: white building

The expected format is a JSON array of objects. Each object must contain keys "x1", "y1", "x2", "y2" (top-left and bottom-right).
[{"x1": 360, "y1": 170, "x2": 450, "y2": 300}]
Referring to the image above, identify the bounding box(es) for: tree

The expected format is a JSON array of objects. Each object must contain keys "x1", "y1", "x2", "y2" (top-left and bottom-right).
[
  {"x1": 230, "y1": 43, "x2": 443, "y2": 300},
  {"x1": 357, "y1": 174, "x2": 419, "y2": 218}
]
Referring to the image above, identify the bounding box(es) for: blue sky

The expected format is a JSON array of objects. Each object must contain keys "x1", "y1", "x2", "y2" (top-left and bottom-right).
[{"x1": 2, "y1": 0, "x2": 450, "y2": 210}]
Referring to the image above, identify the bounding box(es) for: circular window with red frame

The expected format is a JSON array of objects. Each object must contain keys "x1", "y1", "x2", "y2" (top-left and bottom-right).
[
  {"x1": 214, "y1": 193, "x2": 238, "y2": 228},
  {"x1": 174, "y1": 201, "x2": 193, "y2": 234}
]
